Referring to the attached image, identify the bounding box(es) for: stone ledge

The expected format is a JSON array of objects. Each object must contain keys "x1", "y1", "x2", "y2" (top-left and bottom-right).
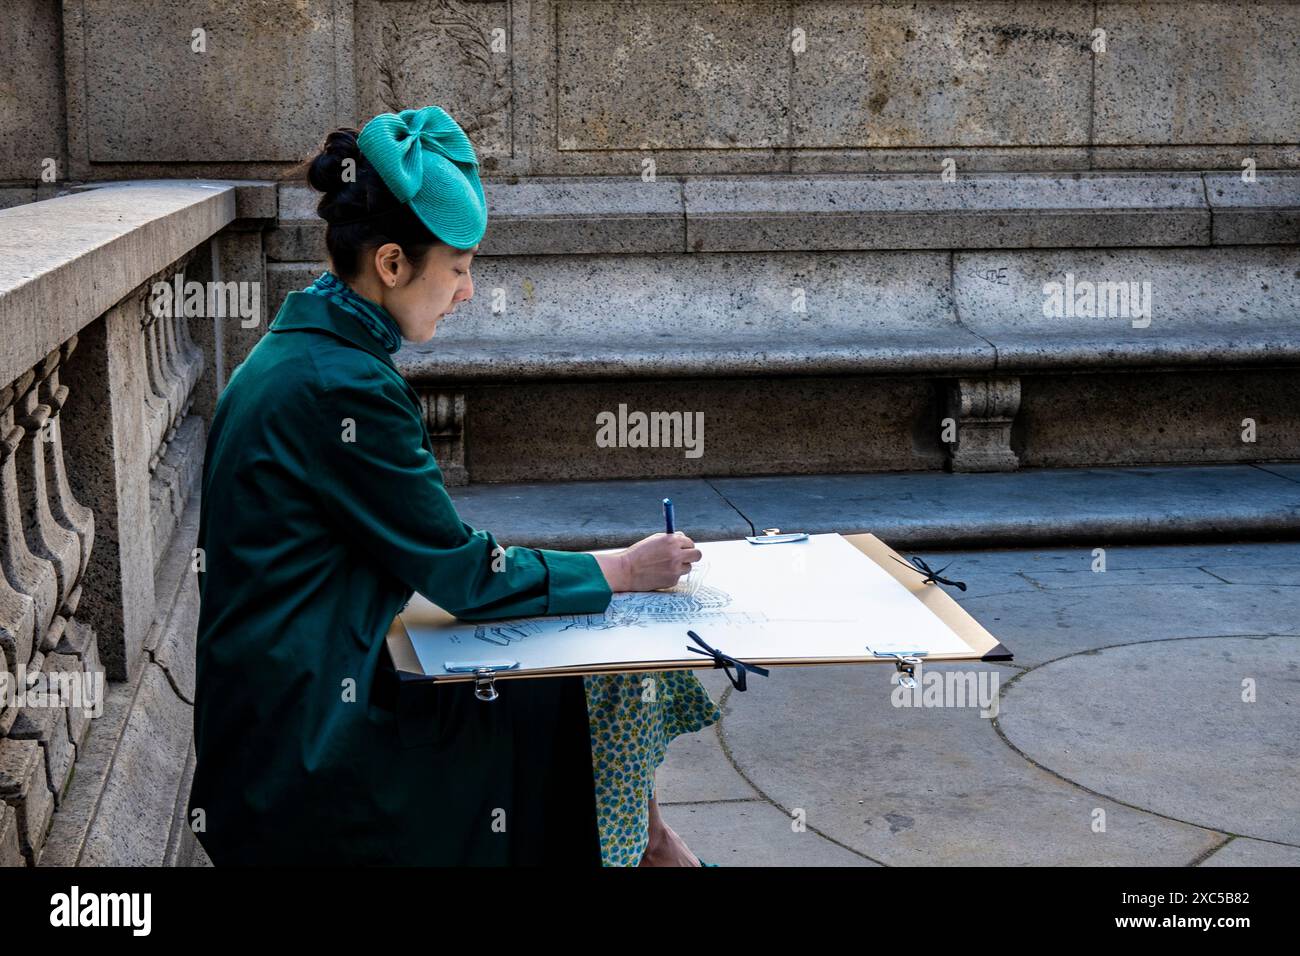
[
  {"x1": 402, "y1": 337, "x2": 997, "y2": 382},
  {"x1": 447, "y1": 464, "x2": 1300, "y2": 553},
  {"x1": 262, "y1": 253, "x2": 995, "y2": 382},
  {"x1": 224, "y1": 181, "x2": 278, "y2": 221},
  {"x1": 271, "y1": 244, "x2": 1300, "y2": 384},
  {"x1": 683, "y1": 172, "x2": 1213, "y2": 252},
  {"x1": 0, "y1": 181, "x2": 237, "y2": 386},
  {"x1": 954, "y1": 246, "x2": 1300, "y2": 371},
  {"x1": 268, "y1": 172, "x2": 1299, "y2": 261},
  {"x1": 74, "y1": 179, "x2": 278, "y2": 222},
  {"x1": 1205, "y1": 172, "x2": 1300, "y2": 244},
  {"x1": 272, "y1": 176, "x2": 686, "y2": 259}
]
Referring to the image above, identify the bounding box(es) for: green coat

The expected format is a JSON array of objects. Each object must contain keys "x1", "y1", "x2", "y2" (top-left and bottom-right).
[{"x1": 189, "y1": 290, "x2": 614, "y2": 865}]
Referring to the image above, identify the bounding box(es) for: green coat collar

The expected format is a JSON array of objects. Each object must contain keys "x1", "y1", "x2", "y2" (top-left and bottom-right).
[{"x1": 270, "y1": 290, "x2": 398, "y2": 367}]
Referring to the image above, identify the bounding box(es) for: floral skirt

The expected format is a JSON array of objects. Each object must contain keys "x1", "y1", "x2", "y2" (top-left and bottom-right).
[{"x1": 584, "y1": 669, "x2": 722, "y2": 866}]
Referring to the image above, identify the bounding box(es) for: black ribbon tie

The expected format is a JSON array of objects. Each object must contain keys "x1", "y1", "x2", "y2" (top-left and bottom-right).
[
  {"x1": 889, "y1": 554, "x2": 968, "y2": 591},
  {"x1": 686, "y1": 630, "x2": 770, "y2": 692}
]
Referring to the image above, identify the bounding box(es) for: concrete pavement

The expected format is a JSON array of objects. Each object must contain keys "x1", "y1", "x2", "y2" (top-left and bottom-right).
[{"x1": 658, "y1": 540, "x2": 1300, "y2": 866}]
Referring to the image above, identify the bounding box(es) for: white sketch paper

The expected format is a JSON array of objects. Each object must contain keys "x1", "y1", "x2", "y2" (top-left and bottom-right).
[{"x1": 405, "y1": 533, "x2": 976, "y2": 676}]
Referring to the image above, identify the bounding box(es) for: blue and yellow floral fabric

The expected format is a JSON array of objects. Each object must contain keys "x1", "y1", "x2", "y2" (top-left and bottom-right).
[{"x1": 584, "y1": 670, "x2": 721, "y2": 866}]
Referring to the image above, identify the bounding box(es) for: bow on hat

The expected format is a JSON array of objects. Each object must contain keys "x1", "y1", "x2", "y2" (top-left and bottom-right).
[{"x1": 357, "y1": 106, "x2": 488, "y2": 249}]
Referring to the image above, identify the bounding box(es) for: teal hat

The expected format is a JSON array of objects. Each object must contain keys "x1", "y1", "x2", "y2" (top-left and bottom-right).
[{"x1": 357, "y1": 106, "x2": 487, "y2": 249}]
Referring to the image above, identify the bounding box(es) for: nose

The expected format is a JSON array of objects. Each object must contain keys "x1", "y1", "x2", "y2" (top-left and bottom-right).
[{"x1": 456, "y1": 273, "x2": 474, "y2": 304}]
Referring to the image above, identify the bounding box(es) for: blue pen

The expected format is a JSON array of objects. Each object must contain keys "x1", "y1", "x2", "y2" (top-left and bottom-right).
[{"x1": 663, "y1": 498, "x2": 675, "y2": 534}]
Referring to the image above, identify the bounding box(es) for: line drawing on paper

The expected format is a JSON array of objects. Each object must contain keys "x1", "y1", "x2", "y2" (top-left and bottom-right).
[
  {"x1": 471, "y1": 558, "x2": 766, "y2": 646},
  {"x1": 471, "y1": 619, "x2": 547, "y2": 647}
]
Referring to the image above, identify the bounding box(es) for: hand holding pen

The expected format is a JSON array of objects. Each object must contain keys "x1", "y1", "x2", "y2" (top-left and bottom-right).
[{"x1": 588, "y1": 498, "x2": 701, "y2": 592}]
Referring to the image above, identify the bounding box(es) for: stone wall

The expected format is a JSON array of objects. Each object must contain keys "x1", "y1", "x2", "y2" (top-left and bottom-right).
[
  {"x1": 6, "y1": 3, "x2": 1294, "y2": 490},
  {"x1": 2, "y1": 0, "x2": 1297, "y2": 196}
]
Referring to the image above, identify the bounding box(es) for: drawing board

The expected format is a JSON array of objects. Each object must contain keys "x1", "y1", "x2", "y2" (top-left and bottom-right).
[{"x1": 386, "y1": 532, "x2": 1011, "y2": 682}]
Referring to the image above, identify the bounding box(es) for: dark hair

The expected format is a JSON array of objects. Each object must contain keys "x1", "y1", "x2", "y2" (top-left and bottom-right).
[{"x1": 304, "y1": 128, "x2": 441, "y2": 280}]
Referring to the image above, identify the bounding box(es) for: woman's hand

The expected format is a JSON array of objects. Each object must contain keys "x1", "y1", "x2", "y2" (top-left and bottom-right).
[{"x1": 591, "y1": 532, "x2": 702, "y2": 592}]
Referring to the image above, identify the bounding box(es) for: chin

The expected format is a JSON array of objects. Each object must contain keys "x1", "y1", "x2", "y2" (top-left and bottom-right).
[{"x1": 401, "y1": 328, "x2": 436, "y2": 345}]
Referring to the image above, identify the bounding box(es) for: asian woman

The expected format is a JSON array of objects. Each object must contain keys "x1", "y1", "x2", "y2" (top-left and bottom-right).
[{"x1": 188, "y1": 105, "x2": 720, "y2": 866}]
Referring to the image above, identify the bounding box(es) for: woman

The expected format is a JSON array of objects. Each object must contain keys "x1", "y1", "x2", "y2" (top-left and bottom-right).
[{"x1": 189, "y1": 105, "x2": 719, "y2": 866}]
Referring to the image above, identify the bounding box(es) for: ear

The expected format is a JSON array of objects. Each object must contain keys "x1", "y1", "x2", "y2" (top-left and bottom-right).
[{"x1": 373, "y1": 243, "x2": 404, "y2": 288}]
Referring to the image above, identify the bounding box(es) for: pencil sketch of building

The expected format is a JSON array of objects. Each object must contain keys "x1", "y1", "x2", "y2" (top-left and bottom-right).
[{"x1": 471, "y1": 562, "x2": 764, "y2": 645}]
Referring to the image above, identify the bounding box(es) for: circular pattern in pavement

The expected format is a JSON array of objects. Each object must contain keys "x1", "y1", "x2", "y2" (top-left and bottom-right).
[{"x1": 997, "y1": 635, "x2": 1300, "y2": 845}]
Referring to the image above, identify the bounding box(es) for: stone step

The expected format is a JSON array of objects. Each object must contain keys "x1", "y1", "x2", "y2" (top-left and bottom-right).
[
  {"x1": 263, "y1": 245, "x2": 1300, "y2": 482},
  {"x1": 269, "y1": 171, "x2": 1300, "y2": 261},
  {"x1": 263, "y1": 176, "x2": 1299, "y2": 484},
  {"x1": 268, "y1": 246, "x2": 1300, "y2": 386},
  {"x1": 446, "y1": 463, "x2": 1300, "y2": 552}
]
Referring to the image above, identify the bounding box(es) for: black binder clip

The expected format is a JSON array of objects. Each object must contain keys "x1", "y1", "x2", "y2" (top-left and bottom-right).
[{"x1": 745, "y1": 527, "x2": 809, "y2": 545}]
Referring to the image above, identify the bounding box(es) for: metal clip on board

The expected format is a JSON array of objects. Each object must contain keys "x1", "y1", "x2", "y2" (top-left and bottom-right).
[
  {"x1": 745, "y1": 527, "x2": 810, "y2": 544},
  {"x1": 444, "y1": 660, "x2": 520, "y2": 702},
  {"x1": 868, "y1": 649, "x2": 929, "y2": 689}
]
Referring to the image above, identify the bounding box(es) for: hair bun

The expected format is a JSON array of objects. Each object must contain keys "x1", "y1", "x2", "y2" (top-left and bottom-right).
[
  {"x1": 300, "y1": 124, "x2": 442, "y2": 279},
  {"x1": 307, "y1": 128, "x2": 363, "y2": 199}
]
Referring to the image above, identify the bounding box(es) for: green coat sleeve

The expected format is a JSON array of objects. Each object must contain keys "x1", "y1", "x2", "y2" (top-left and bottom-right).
[{"x1": 313, "y1": 360, "x2": 612, "y2": 621}]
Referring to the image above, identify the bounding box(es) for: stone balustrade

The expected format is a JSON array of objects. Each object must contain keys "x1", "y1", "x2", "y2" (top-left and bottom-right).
[{"x1": 0, "y1": 180, "x2": 268, "y2": 866}]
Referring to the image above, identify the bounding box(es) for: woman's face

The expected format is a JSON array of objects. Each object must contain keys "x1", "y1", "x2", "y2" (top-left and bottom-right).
[{"x1": 363, "y1": 240, "x2": 477, "y2": 343}]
